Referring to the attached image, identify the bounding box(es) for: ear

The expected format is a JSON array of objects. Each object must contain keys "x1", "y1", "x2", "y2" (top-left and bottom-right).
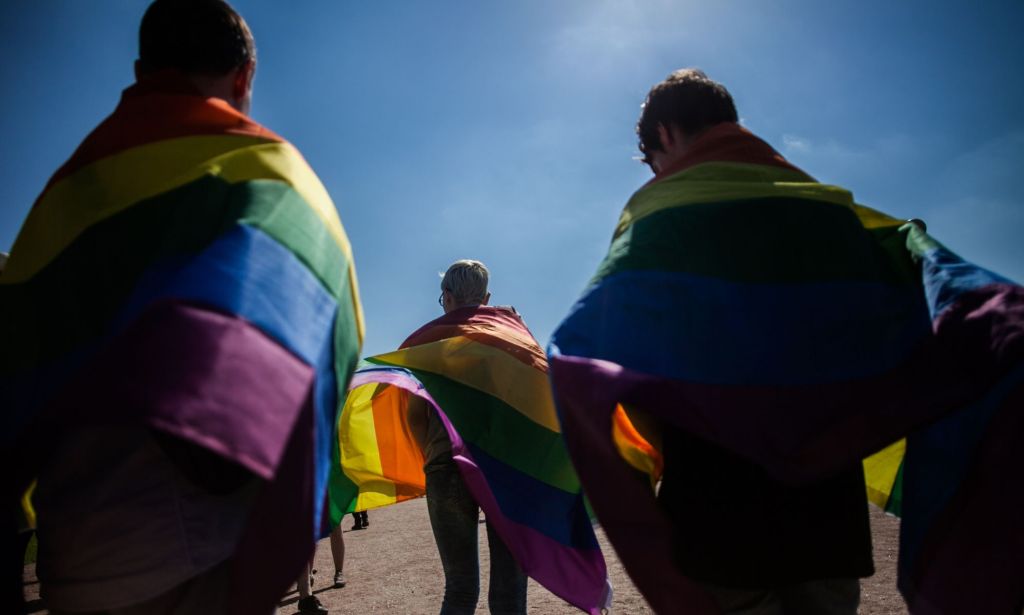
[
  {"x1": 231, "y1": 60, "x2": 255, "y2": 105},
  {"x1": 482, "y1": 292, "x2": 491, "y2": 306},
  {"x1": 134, "y1": 59, "x2": 143, "y2": 81},
  {"x1": 656, "y1": 124, "x2": 674, "y2": 150}
]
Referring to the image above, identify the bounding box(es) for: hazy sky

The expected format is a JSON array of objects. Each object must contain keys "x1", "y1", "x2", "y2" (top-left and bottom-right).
[{"x1": 2, "y1": 1, "x2": 1022, "y2": 356}]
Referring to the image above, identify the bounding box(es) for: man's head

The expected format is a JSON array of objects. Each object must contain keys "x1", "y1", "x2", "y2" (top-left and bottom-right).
[
  {"x1": 440, "y1": 260, "x2": 491, "y2": 314},
  {"x1": 136, "y1": 0, "x2": 256, "y2": 114},
  {"x1": 636, "y1": 69, "x2": 737, "y2": 174}
]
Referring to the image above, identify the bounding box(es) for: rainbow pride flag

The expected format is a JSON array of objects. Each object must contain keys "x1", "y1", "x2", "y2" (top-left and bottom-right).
[
  {"x1": 1, "y1": 73, "x2": 363, "y2": 614},
  {"x1": 329, "y1": 306, "x2": 610, "y2": 613},
  {"x1": 549, "y1": 123, "x2": 1023, "y2": 614}
]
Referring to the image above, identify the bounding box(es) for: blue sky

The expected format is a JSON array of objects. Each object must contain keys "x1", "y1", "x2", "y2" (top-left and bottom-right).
[{"x1": 2, "y1": 1, "x2": 1022, "y2": 357}]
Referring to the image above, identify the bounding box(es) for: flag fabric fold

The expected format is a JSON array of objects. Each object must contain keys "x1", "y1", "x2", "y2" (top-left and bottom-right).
[
  {"x1": 1, "y1": 77, "x2": 363, "y2": 615},
  {"x1": 548, "y1": 123, "x2": 1023, "y2": 614},
  {"x1": 330, "y1": 306, "x2": 610, "y2": 614}
]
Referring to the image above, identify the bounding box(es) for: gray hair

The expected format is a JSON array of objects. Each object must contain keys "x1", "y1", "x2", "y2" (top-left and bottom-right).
[{"x1": 440, "y1": 260, "x2": 489, "y2": 306}]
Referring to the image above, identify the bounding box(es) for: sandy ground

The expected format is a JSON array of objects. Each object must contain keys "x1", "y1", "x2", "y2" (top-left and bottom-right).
[{"x1": 24, "y1": 501, "x2": 907, "y2": 614}]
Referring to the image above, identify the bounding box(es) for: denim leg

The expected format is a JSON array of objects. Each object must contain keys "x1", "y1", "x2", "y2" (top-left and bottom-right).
[
  {"x1": 485, "y1": 521, "x2": 527, "y2": 615},
  {"x1": 426, "y1": 463, "x2": 481, "y2": 615}
]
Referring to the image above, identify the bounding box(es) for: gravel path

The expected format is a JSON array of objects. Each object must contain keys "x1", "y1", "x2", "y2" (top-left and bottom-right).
[{"x1": 23, "y1": 500, "x2": 907, "y2": 614}]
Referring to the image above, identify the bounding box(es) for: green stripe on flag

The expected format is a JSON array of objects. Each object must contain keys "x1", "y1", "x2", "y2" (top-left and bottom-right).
[
  {"x1": 1, "y1": 176, "x2": 355, "y2": 372},
  {"x1": 592, "y1": 197, "x2": 919, "y2": 287},
  {"x1": 379, "y1": 366, "x2": 581, "y2": 494}
]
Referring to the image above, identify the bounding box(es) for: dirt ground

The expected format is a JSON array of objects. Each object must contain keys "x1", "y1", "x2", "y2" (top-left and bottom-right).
[{"x1": 23, "y1": 501, "x2": 907, "y2": 614}]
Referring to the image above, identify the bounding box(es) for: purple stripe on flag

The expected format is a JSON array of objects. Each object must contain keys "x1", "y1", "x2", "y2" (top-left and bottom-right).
[
  {"x1": 550, "y1": 342, "x2": 972, "y2": 486},
  {"x1": 550, "y1": 346, "x2": 1024, "y2": 614},
  {"x1": 27, "y1": 301, "x2": 320, "y2": 615},
  {"x1": 903, "y1": 376, "x2": 1024, "y2": 615},
  {"x1": 549, "y1": 355, "x2": 717, "y2": 615},
  {"x1": 932, "y1": 283, "x2": 1024, "y2": 373},
  {"x1": 451, "y1": 450, "x2": 609, "y2": 614},
  {"x1": 44, "y1": 300, "x2": 315, "y2": 479},
  {"x1": 229, "y1": 388, "x2": 317, "y2": 615}
]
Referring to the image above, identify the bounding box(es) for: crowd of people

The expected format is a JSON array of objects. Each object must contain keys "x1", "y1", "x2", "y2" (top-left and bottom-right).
[{"x1": 4, "y1": 1, "x2": 1021, "y2": 615}]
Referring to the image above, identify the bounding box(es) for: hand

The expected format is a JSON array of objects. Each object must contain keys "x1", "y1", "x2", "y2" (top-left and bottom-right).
[{"x1": 898, "y1": 219, "x2": 940, "y2": 262}]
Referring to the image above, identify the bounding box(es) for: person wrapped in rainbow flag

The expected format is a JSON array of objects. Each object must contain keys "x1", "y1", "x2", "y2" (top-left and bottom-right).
[
  {"x1": 1, "y1": 2, "x2": 362, "y2": 614},
  {"x1": 329, "y1": 260, "x2": 610, "y2": 614},
  {"x1": 548, "y1": 69, "x2": 1023, "y2": 615}
]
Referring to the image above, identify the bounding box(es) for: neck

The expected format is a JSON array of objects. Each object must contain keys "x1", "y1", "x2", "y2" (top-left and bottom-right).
[
  {"x1": 132, "y1": 67, "x2": 248, "y2": 114},
  {"x1": 189, "y1": 72, "x2": 243, "y2": 112},
  {"x1": 446, "y1": 302, "x2": 482, "y2": 314},
  {"x1": 647, "y1": 122, "x2": 807, "y2": 184}
]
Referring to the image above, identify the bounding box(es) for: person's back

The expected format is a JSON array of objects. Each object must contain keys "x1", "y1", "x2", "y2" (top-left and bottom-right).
[
  {"x1": 406, "y1": 260, "x2": 528, "y2": 615},
  {"x1": 29, "y1": 3, "x2": 260, "y2": 609},
  {"x1": 548, "y1": 67, "x2": 1023, "y2": 615},
  {"x1": 640, "y1": 69, "x2": 872, "y2": 613},
  {"x1": 550, "y1": 69, "x2": 898, "y2": 615},
  {"x1": 330, "y1": 260, "x2": 609, "y2": 614},
  {"x1": 660, "y1": 429, "x2": 872, "y2": 595},
  {"x1": 3, "y1": 1, "x2": 363, "y2": 613}
]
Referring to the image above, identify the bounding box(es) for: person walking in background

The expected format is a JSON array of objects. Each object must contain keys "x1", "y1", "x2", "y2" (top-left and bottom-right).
[
  {"x1": 1, "y1": 1, "x2": 363, "y2": 613},
  {"x1": 328, "y1": 259, "x2": 610, "y2": 614},
  {"x1": 350, "y1": 511, "x2": 368, "y2": 531},
  {"x1": 405, "y1": 261, "x2": 528, "y2": 615}
]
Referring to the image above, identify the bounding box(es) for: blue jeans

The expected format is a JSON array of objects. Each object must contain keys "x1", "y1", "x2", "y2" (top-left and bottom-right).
[{"x1": 425, "y1": 462, "x2": 527, "y2": 615}]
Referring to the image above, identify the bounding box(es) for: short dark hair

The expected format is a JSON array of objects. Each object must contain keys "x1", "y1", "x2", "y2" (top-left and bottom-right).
[
  {"x1": 636, "y1": 69, "x2": 738, "y2": 163},
  {"x1": 138, "y1": 0, "x2": 255, "y2": 76}
]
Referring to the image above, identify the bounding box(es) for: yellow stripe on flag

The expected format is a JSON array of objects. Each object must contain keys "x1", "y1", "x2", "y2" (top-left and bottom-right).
[
  {"x1": 340, "y1": 383, "x2": 397, "y2": 508},
  {"x1": 5, "y1": 137, "x2": 354, "y2": 285},
  {"x1": 852, "y1": 203, "x2": 905, "y2": 229},
  {"x1": 617, "y1": 162, "x2": 855, "y2": 238},
  {"x1": 863, "y1": 438, "x2": 905, "y2": 510},
  {"x1": 374, "y1": 336, "x2": 560, "y2": 433}
]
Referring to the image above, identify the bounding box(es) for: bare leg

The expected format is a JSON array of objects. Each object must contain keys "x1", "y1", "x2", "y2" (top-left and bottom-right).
[
  {"x1": 298, "y1": 562, "x2": 312, "y2": 599},
  {"x1": 330, "y1": 525, "x2": 345, "y2": 572},
  {"x1": 296, "y1": 558, "x2": 327, "y2": 613},
  {"x1": 330, "y1": 525, "x2": 347, "y2": 587}
]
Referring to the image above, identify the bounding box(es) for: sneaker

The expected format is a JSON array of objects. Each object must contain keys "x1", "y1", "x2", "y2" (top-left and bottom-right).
[
  {"x1": 333, "y1": 571, "x2": 347, "y2": 588},
  {"x1": 297, "y1": 595, "x2": 329, "y2": 614}
]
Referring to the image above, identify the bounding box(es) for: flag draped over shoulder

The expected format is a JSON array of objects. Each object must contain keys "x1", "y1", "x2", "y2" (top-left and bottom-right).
[
  {"x1": 330, "y1": 306, "x2": 610, "y2": 614},
  {"x1": 1, "y1": 75, "x2": 363, "y2": 615},
  {"x1": 548, "y1": 123, "x2": 1023, "y2": 615}
]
